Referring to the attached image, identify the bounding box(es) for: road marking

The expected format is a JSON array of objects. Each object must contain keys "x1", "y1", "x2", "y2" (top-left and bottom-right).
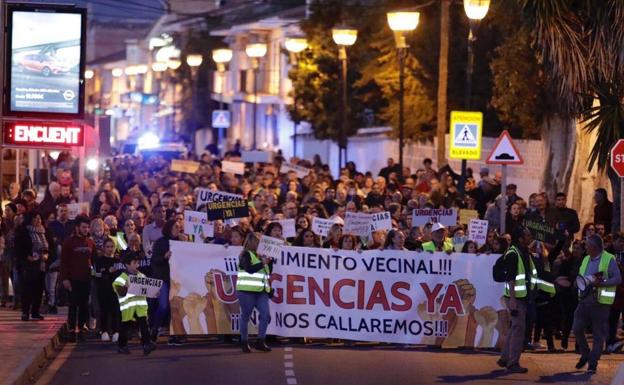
[
  {"x1": 284, "y1": 361, "x2": 294, "y2": 368},
  {"x1": 283, "y1": 347, "x2": 299, "y2": 385},
  {"x1": 285, "y1": 370, "x2": 295, "y2": 376},
  {"x1": 286, "y1": 378, "x2": 298, "y2": 385},
  {"x1": 284, "y1": 347, "x2": 293, "y2": 352},
  {"x1": 34, "y1": 340, "x2": 77, "y2": 385},
  {"x1": 284, "y1": 354, "x2": 293, "y2": 359}
]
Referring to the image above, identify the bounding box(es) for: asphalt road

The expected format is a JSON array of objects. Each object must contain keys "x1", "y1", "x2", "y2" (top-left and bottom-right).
[{"x1": 36, "y1": 336, "x2": 622, "y2": 385}]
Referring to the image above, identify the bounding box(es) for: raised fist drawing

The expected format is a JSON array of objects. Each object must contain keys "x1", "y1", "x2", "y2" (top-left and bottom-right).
[
  {"x1": 169, "y1": 279, "x2": 187, "y2": 335},
  {"x1": 183, "y1": 293, "x2": 207, "y2": 334},
  {"x1": 474, "y1": 306, "x2": 499, "y2": 348},
  {"x1": 443, "y1": 279, "x2": 477, "y2": 348}
]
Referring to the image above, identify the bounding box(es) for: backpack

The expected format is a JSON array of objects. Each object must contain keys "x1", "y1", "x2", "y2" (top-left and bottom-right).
[{"x1": 493, "y1": 249, "x2": 517, "y2": 283}]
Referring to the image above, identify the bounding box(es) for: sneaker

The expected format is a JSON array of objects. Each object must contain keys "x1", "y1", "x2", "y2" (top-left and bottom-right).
[
  {"x1": 31, "y1": 314, "x2": 44, "y2": 321},
  {"x1": 168, "y1": 337, "x2": 183, "y2": 346},
  {"x1": 143, "y1": 343, "x2": 155, "y2": 356},
  {"x1": 506, "y1": 365, "x2": 528, "y2": 374},
  {"x1": 575, "y1": 356, "x2": 588, "y2": 370},
  {"x1": 21, "y1": 314, "x2": 29, "y2": 321},
  {"x1": 254, "y1": 338, "x2": 272, "y2": 352},
  {"x1": 150, "y1": 330, "x2": 159, "y2": 343},
  {"x1": 47, "y1": 306, "x2": 58, "y2": 314},
  {"x1": 112, "y1": 333, "x2": 119, "y2": 343},
  {"x1": 101, "y1": 332, "x2": 111, "y2": 342},
  {"x1": 496, "y1": 359, "x2": 507, "y2": 368},
  {"x1": 241, "y1": 341, "x2": 251, "y2": 353},
  {"x1": 118, "y1": 347, "x2": 131, "y2": 355},
  {"x1": 587, "y1": 364, "x2": 597, "y2": 375}
]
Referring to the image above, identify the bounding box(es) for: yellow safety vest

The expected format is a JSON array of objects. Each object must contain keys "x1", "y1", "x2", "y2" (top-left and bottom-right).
[
  {"x1": 236, "y1": 251, "x2": 271, "y2": 293},
  {"x1": 502, "y1": 246, "x2": 555, "y2": 298},
  {"x1": 578, "y1": 251, "x2": 617, "y2": 305},
  {"x1": 422, "y1": 238, "x2": 454, "y2": 252},
  {"x1": 112, "y1": 272, "x2": 149, "y2": 322}
]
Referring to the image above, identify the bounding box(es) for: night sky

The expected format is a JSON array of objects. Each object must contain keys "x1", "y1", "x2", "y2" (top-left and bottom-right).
[{"x1": 14, "y1": 0, "x2": 164, "y2": 21}]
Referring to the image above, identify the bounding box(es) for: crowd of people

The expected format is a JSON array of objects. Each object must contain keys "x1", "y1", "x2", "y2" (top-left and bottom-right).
[{"x1": 0, "y1": 150, "x2": 621, "y2": 365}]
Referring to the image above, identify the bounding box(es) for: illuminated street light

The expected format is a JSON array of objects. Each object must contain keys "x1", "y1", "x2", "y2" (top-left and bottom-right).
[
  {"x1": 285, "y1": 38, "x2": 308, "y2": 54},
  {"x1": 332, "y1": 25, "x2": 357, "y2": 168},
  {"x1": 152, "y1": 62, "x2": 168, "y2": 72},
  {"x1": 464, "y1": 0, "x2": 490, "y2": 20},
  {"x1": 124, "y1": 66, "x2": 137, "y2": 76},
  {"x1": 168, "y1": 59, "x2": 182, "y2": 70},
  {"x1": 84, "y1": 69, "x2": 94, "y2": 79},
  {"x1": 245, "y1": 42, "x2": 268, "y2": 150},
  {"x1": 186, "y1": 54, "x2": 203, "y2": 67},
  {"x1": 135, "y1": 64, "x2": 148, "y2": 74},
  {"x1": 112, "y1": 68, "x2": 123, "y2": 77},
  {"x1": 387, "y1": 10, "x2": 419, "y2": 170},
  {"x1": 86, "y1": 158, "x2": 98, "y2": 171},
  {"x1": 137, "y1": 132, "x2": 160, "y2": 149},
  {"x1": 212, "y1": 48, "x2": 233, "y2": 65}
]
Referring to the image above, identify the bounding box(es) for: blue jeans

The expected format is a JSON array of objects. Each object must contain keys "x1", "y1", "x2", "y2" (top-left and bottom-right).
[
  {"x1": 237, "y1": 290, "x2": 270, "y2": 341},
  {"x1": 151, "y1": 281, "x2": 170, "y2": 332}
]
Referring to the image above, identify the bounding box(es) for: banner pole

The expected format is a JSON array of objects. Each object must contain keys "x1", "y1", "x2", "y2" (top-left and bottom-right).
[
  {"x1": 500, "y1": 164, "x2": 507, "y2": 235},
  {"x1": 620, "y1": 178, "x2": 624, "y2": 233}
]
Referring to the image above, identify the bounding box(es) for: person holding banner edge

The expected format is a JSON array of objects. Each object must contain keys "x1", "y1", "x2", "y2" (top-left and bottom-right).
[{"x1": 236, "y1": 232, "x2": 273, "y2": 353}]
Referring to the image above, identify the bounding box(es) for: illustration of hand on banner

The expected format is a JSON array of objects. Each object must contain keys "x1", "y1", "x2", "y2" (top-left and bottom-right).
[
  {"x1": 183, "y1": 293, "x2": 208, "y2": 334},
  {"x1": 495, "y1": 296, "x2": 511, "y2": 349},
  {"x1": 442, "y1": 279, "x2": 477, "y2": 348},
  {"x1": 416, "y1": 301, "x2": 446, "y2": 346},
  {"x1": 206, "y1": 269, "x2": 241, "y2": 334},
  {"x1": 169, "y1": 279, "x2": 187, "y2": 335},
  {"x1": 474, "y1": 306, "x2": 498, "y2": 348}
]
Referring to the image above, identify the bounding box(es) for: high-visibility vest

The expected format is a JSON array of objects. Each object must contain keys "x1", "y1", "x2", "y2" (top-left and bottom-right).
[
  {"x1": 112, "y1": 272, "x2": 149, "y2": 322},
  {"x1": 422, "y1": 238, "x2": 454, "y2": 252},
  {"x1": 578, "y1": 251, "x2": 616, "y2": 305},
  {"x1": 236, "y1": 251, "x2": 271, "y2": 293},
  {"x1": 504, "y1": 245, "x2": 547, "y2": 298},
  {"x1": 116, "y1": 232, "x2": 128, "y2": 251}
]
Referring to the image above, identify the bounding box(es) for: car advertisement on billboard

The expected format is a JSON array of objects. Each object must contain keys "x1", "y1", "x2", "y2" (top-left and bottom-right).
[{"x1": 5, "y1": 4, "x2": 86, "y2": 117}]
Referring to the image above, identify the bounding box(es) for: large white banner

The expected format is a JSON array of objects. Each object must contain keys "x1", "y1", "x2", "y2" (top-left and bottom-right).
[{"x1": 169, "y1": 242, "x2": 507, "y2": 348}]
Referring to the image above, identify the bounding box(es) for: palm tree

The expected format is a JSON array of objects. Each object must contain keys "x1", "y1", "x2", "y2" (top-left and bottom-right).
[{"x1": 519, "y1": 0, "x2": 624, "y2": 232}]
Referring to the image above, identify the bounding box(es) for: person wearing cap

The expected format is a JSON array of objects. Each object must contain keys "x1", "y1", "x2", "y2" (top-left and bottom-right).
[
  {"x1": 572, "y1": 234, "x2": 621, "y2": 374},
  {"x1": 422, "y1": 223, "x2": 454, "y2": 253}
]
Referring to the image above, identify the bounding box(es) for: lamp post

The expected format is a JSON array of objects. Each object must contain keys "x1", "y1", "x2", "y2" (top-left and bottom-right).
[
  {"x1": 167, "y1": 59, "x2": 182, "y2": 133},
  {"x1": 186, "y1": 54, "x2": 203, "y2": 153},
  {"x1": 387, "y1": 11, "x2": 419, "y2": 174},
  {"x1": 459, "y1": 0, "x2": 490, "y2": 195},
  {"x1": 212, "y1": 48, "x2": 233, "y2": 154},
  {"x1": 245, "y1": 43, "x2": 267, "y2": 150},
  {"x1": 285, "y1": 37, "x2": 308, "y2": 159},
  {"x1": 332, "y1": 26, "x2": 357, "y2": 169}
]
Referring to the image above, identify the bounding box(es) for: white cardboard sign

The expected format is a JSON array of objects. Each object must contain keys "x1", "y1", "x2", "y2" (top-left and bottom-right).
[
  {"x1": 67, "y1": 202, "x2": 90, "y2": 220},
  {"x1": 344, "y1": 212, "x2": 372, "y2": 236},
  {"x1": 277, "y1": 219, "x2": 296, "y2": 238},
  {"x1": 127, "y1": 275, "x2": 163, "y2": 298},
  {"x1": 183, "y1": 210, "x2": 215, "y2": 238},
  {"x1": 280, "y1": 163, "x2": 310, "y2": 179},
  {"x1": 221, "y1": 160, "x2": 245, "y2": 175},
  {"x1": 371, "y1": 211, "x2": 393, "y2": 231},
  {"x1": 468, "y1": 219, "x2": 489, "y2": 246},
  {"x1": 312, "y1": 217, "x2": 339, "y2": 237},
  {"x1": 196, "y1": 189, "x2": 243, "y2": 209},
  {"x1": 258, "y1": 235, "x2": 285, "y2": 260},
  {"x1": 412, "y1": 208, "x2": 457, "y2": 226},
  {"x1": 241, "y1": 150, "x2": 274, "y2": 163}
]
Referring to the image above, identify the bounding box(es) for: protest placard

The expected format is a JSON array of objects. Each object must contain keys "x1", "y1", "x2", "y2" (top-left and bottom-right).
[
  {"x1": 370, "y1": 211, "x2": 392, "y2": 231},
  {"x1": 468, "y1": 219, "x2": 489, "y2": 246},
  {"x1": 127, "y1": 275, "x2": 163, "y2": 298},
  {"x1": 277, "y1": 219, "x2": 296, "y2": 238},
  {"x1": 221, "y1": 160, "x2": 245, "y2": 175},
  {"x1": 280, "y1": 163, "x2": 310, "y2": 179},
  {"x1": 459, "y1": 209, "x2": 479, "y2": 225},
  {"x1": 184, "y1": 210, "x2": 215, "y2": 238},
  {"x1": 67, "y1": 202, "x2": 89, "y2": 220},
  {"x1": 241, "y1": 150, "x2": 274, "y2": 163},
  {"x1": 196, "y1": 189, "x2": 243, "y2": 209},
  {"x1": 412, "y1": 208, "x2": 457, "y2": 226},
  {"x1": 344, "y1": 212, "x2": 372, "y2": 236},
  {"x1": 207, "y1": 199, "x2": 249, "y2": 221},
  {"x1": 312, "y1": 217, "x2": 339, "y2": 237},
  {"x1": 523, "y1": 219, "x2": 564, "y2": 244},
  {"x1": 258, "y1": 235, "x2": 285, "y2": 260},
  {"x1": 171, "y1": 159, "x2": 200, "y2": 174}
]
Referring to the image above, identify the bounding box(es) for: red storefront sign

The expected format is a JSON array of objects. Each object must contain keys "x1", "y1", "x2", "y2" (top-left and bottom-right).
[{"x1": 3, "y1": 121, "x2": 84, "y2": 148}]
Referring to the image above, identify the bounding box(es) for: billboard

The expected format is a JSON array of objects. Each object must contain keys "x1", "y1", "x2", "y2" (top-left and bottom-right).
[
  {"x1": 3, "y1": 121, "x2": 84, "y2": 148},
  {"x1": 4, "y1": 4, "x2": 86, "y2": 118}
]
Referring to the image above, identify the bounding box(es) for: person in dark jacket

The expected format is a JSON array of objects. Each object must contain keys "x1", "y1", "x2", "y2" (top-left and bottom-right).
[
  {"x1": 16, "y1": 212, "x2": 54, "y2": 321},
  {"x1": 93, "y1": 237, "x2": 123, "y2": 342},
  {"x1": 554, "y1": 193, "x2": 581, "y2": 239},
  {"x1": 150, "y1": 219, "x2": 184, "y2": 345},
  {"x1": 593, "y1": 188, "x2": 613, "y2": 234}
]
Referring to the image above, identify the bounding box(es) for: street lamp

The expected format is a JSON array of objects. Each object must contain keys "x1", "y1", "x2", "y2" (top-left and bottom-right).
[
  {"x1": 84, "y1": 69, "x2": 94, "y2": 79},
  {"x1": 332, "y1": 26, "x2": 357, "y2": 169},
  {"x1": 212, "y1": 48, "x2": 233, "y2": 155},
  {"x1": 186, "y1": 54, "x2": 203, "y2": 67},
  {"x1": 152, "y1": 62, "x2": 168, "y2": 72},
  {"x1": 285, "y1": 37, "x2": 308, "y2": 158},
  {"x1": 387, "y1": 11, "x2": 419, "y2": 173},
  {"x1": 459, "y1": 0, "x2": 490, "y2": 195},
  {"x1": 186, "y1": 54, "x2": 203, "y2": 153},
  {"x1": 245, "y1": 42, "x2": 267, "y2": 150}
]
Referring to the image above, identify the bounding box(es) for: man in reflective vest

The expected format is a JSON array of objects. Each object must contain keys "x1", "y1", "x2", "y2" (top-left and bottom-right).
[
  {"x1": 573, "y1": 234, "x2": 621, "y2": 374},
  {"x1": 112, "y1": 252, "x2": 156, "y2": 355},
  {"x1": 498, "y1": 226, "x2": 534, "y2": 374},
  {"x1": 422, "y1": 223, "x2": 454, "y2": 253}
]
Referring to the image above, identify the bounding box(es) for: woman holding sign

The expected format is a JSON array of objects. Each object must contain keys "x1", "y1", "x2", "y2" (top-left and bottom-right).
[{"x1": 236, "y1": 232, "x2": 273, "y2": 353}]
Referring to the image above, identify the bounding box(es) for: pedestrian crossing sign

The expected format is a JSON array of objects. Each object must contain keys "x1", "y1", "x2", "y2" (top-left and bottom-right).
[
  {"x1": 449, "y1": 110, "x2": 482, "y2": 160},
  {"x1": 212, "y1": 110, "x2": 230, "y2": 129}
]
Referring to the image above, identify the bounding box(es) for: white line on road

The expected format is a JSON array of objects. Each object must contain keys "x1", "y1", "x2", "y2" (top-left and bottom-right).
[
  {"x1": 286, "y1": 378, "x2": 298, "y2": 385},
  {"x1": 284, "y1": 361, "x2": 294, "y2": 368},
  {"x1": 284, "y1": 354, "x2": 293, "y2": 360},
  {"x1": 285, "y1": 370, "x2": 295, "y2": 377},
  {"x1": 283, "y1": 347, "x2": 299, "y2": 385},
  {"x1": 284, "y1": 347, "x2": 293, "y2": 352}
]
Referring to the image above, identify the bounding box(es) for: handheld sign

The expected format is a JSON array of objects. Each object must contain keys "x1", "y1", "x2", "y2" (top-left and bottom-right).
[
  {"x1": 312, "y1": 217, "x2": 339, "y2": 237},
  {"x1": 412, "y1": 208, "x2": 457, "y2": 227},
  {"x1": 468, "y1": 219, "x2": 488, "y2": 246},
  {"x1": 242, "y1": 150, "x2": 273, "y2": 163},
  {"x1": 277, "y1": 219, "x2": 296, "y2": 238},
  {"x1": 458, "y1": 209, "x2": 479, "y2": 225},
  {"x1": 184, "y1": 210, "x2": 215, "y2": 238},
  {"x1": 207, "y1": 199, "x2": 249, "y2": 221},
  {"x1": 127, "y1": 275, "x2": 163, "y2": 298},
  {"x1": 258, "y1": 235, "x2": 285, "y2": 260},
  {"x1": 344, "y1": 212, "x2": 372, "y2": 236},
  {"x1": 523, "y1": 219, "x2": 564, "y2": 244},
  {"x1": 370, "y1": 211, "x2": 393, "y2": 231},
  {"x1": 67, "y1": 202, "x2": 89, "y2": 220},
  {"x1": 221, "y1": 160, "x2": 245, "y2": 175},
  {"x1": 196, "y1": 189, "x2": 243, "y2": 210},
  {"x1": 171, "y1": 159, "x2": 200, "y2": 174},
  {"x1": 280, "y1": 163, "x2": 310, "y2": 179}
]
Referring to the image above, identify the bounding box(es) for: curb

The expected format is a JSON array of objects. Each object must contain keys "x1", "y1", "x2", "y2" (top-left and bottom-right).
[{"x1": 6, "y1": 325, "x2": 66, "y2": 385}]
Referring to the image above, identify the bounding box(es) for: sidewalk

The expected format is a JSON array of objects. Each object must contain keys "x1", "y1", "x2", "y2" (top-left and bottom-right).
[{"x1": 0, "y1": 308, "x2": 66, "y2": 385}]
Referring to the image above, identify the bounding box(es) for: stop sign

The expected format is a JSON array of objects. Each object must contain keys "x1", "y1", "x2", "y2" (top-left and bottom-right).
[{"x1": 611, "y1": 139, "x2": 624, "y2": 177}]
